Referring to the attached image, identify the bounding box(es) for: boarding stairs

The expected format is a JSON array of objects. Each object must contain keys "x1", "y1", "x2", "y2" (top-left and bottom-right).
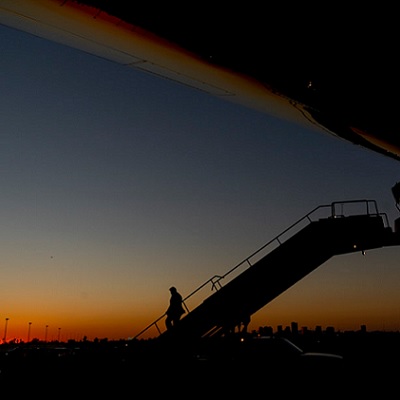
[{"x1": 134, "y1": 200, "x2": 400, "y2": 343}]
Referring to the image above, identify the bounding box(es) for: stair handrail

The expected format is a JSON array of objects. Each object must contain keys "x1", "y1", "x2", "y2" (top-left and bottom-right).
[{"x1": 132, "y1": 199, "x2": 387, "y2": 339}]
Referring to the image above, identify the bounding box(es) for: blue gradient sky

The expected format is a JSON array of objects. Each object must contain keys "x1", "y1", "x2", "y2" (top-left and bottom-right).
[{"x1": 1, "y1": 24, "x2": 400, "y2": 341}]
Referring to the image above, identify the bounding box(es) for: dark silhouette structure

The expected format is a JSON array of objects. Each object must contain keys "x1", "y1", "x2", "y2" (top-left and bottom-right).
[
  {"x1": 156, "y1": 201, "x2": 400, "y2": 344},
  {"x1": 9, "y1": 1, "x2": 399, "y2": 162}
]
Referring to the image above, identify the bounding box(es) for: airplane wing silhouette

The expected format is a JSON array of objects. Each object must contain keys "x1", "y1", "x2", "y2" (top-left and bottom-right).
[{"x1": 1, "y1": 1, "x2": 399, "y2": 161}]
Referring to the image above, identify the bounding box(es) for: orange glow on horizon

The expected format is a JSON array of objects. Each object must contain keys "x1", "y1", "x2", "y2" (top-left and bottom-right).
[{"x1": 2, "y1": 307, "x2": 399, "y2": 344}]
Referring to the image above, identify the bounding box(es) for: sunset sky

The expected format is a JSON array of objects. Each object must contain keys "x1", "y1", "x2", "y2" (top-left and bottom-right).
[{"x1": 1, "y1": 23, "x2": 400, "y2": 342}]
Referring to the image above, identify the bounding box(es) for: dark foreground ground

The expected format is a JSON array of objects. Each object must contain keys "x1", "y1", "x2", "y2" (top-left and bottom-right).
[{"x1": 1, "y1": 331, "x2": 399, "y2": 396}]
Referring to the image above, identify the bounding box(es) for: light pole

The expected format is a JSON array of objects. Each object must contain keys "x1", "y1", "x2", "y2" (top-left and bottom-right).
[
  {"x1": 45, "y1": 325, "x2": 48, "y2": 342},
  {"x1": 3, "y1": 318, "x2": 9, "y2": 343},
  {"x1": 27, "y1": 322, "x2": 32, "y2": 343},
  {"x1": 58, "y1": 327, "x2": 61, "y2": 342}
]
